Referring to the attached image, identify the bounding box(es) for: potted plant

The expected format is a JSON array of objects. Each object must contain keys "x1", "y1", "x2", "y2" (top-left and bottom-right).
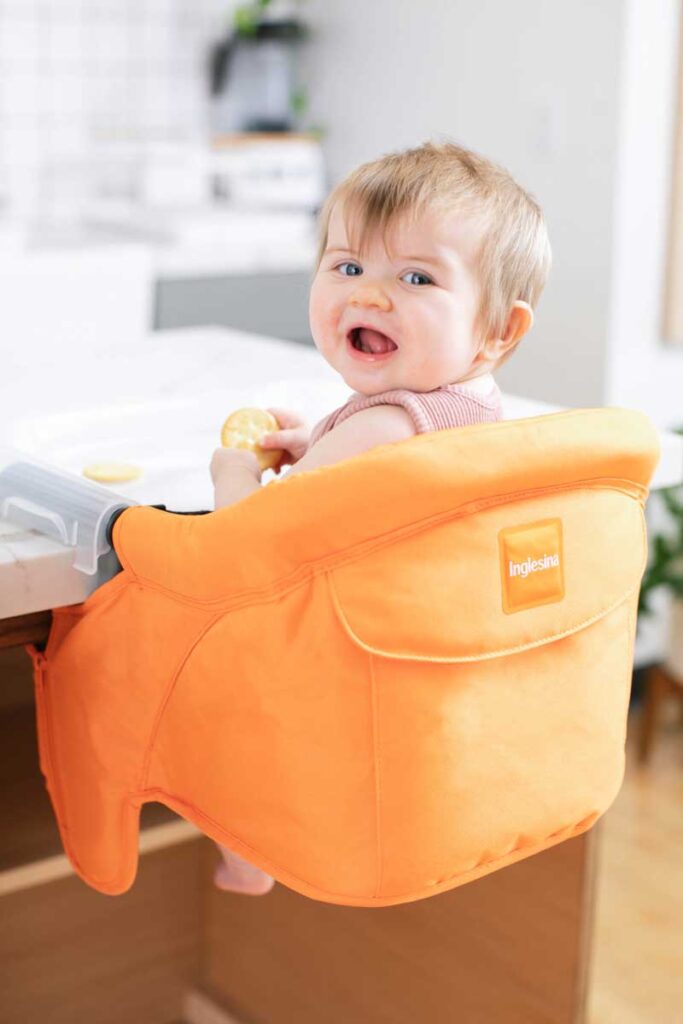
[
  {"x1": 637, "y1": 425, "x2": 683, "y2": 678},
  {"x1": 209, "y1": 0, "x2": 311, "y2": 133}
]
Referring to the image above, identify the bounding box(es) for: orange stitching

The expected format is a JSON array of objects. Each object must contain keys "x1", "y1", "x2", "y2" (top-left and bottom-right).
[
  {"x1": 137, "y1": 608, "x2": 230, "y2": 791},
  {"x1": 369, "y1": 652, "x2": 383, "y2": 900}
]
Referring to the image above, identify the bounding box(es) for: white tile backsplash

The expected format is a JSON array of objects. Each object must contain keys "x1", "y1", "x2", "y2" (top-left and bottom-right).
[{"x1": 0, "y1": 0, "x2": 237, "y2": 218}]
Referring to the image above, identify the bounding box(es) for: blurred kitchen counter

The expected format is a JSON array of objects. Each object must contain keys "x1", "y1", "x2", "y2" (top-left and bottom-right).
[
  {"x1": 147, "y1": 205, "x2": 316, "y2": 279},
  {"x1": 97, "y1": 204, "x2": 318, "y2": 342},
  {"x1": 1, "y1": 205, "x2": 318, "y2": 344},
  {"x1": 1, "y1": 205, "x2": 317, "y2": 275}
]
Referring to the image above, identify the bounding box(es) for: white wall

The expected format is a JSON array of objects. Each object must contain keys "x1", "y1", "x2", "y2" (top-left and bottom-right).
[
  {"x1": 606, "y1": 0, "x2": 683, "y2": 430},
  {"x1": 607, "y1": 0, "x2": 683, "y2": 667}
]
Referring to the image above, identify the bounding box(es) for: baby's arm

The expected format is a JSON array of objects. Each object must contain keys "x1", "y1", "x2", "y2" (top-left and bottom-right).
[
  {"x1": 211, "y1": 404, "x2": 415, "y2": 503},
  {"x1": 279, "y1": 404, "x2": 416, "y2": 480},
  {"x1": 211, "y1": 448, "x2": 262, "y2": 509}
]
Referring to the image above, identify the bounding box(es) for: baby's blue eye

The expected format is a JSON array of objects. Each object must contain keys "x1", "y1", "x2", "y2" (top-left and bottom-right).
[
  {"x1": 336, "y1": 261, "x2": 362, "y2": 276},
  {"x1": 402, "y1": 271, "x2": 432, "y2": 286}
]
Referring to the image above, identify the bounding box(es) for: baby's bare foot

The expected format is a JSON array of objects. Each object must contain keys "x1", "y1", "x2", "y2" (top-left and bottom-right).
[{"x1": 214, "y1": 843, "x2": 275, "y2": 895}]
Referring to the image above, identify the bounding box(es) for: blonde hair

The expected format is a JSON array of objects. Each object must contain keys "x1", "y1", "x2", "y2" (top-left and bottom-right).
[{"x1": 313, "y1": 139, "x2": 552, "y2": 363}]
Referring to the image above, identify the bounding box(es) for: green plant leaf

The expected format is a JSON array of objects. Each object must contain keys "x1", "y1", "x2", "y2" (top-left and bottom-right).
[
  {"x1": 290, "y1": 86, "x2": 308, "y2": 116},
  {"x1": 234, "y1": 5, "x2": 258, "y2": 35}
]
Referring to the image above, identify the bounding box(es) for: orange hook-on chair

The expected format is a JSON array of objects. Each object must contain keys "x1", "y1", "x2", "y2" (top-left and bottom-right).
[{"x1": 26, "y1": 406, "x2": 660, "y2": 907}]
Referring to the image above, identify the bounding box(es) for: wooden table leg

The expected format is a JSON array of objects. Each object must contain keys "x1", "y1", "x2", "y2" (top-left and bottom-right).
[
  {"x1": 0, "y1": 612, "x2": 52, "y2": 652},
  {"x1": 638, "y1": 663, "x2": 682, "y2": 764}
]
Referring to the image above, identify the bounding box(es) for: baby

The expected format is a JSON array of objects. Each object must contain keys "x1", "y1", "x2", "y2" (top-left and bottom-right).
[{"x1": 209, "y1": 138, "x2": 552, "y2": 894}]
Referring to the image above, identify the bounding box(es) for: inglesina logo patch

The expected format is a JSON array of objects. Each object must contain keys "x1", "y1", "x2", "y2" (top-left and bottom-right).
[{"x1": 498, "y1": 518, "x2": 565, "y2": 614}]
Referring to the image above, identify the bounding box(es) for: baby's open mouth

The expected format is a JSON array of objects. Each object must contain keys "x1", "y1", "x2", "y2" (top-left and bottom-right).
[{"x1": 349, "y1": 327, "x2": 398, "y2": 354}]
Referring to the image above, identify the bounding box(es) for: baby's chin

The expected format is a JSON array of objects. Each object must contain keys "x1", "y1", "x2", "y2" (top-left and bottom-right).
[{"x1": 340, "y1": 372, "x2": 405, "y2": 397}]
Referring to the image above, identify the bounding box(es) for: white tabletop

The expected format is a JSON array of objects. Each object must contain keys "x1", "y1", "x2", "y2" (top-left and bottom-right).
[{"x1": 1, "y1": 326, "x2": 681, "y2": 620}]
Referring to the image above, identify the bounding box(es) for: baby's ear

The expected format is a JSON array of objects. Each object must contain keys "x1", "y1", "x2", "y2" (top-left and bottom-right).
[
  {"x1": 504, "y1": 301, "x2": 534, "y2": 344},
  {"x1": 476, "y1": 302, "x2": 533, "y2": 365}
]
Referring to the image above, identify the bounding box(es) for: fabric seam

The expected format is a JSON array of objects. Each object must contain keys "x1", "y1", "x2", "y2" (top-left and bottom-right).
[{"x1": 369, "y1": 651, "x2": 383, "y2": 900}]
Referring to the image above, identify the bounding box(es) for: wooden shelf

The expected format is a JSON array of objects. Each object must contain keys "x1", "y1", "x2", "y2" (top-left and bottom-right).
[{"x1": 211, "y1": 131, "x2": 320, "y2": 147}]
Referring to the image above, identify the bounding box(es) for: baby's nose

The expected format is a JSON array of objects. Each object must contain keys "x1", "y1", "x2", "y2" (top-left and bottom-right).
[{"x1": 348, "y1": 284, "x2": 392, "y2": 311}]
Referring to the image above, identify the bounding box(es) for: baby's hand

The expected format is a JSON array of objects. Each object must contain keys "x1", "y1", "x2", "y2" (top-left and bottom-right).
[{"x1": 260, "y1": 407, "x2": 310, "y2": 472}]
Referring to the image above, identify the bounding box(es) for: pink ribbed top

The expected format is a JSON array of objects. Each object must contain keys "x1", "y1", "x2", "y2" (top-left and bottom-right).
[{"x1": 308, "y1": 376, "x2": 503, "y2": 448}]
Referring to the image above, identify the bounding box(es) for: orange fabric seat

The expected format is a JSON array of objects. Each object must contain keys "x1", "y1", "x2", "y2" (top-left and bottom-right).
[{"x1": 26, "y1": 407, "x2": 660, "y2": 906}]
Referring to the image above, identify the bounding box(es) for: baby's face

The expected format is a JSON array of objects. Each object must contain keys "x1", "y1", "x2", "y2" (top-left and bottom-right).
[{"x1": 309, "y1": 201, "x2": 487, "y2": 395}]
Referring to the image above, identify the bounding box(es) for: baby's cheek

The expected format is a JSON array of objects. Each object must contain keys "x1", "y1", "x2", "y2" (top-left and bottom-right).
[
  {"x1": 308, "y1": 282, "x2": 338, "y2": 346},
  {"x1": 308, "y1": 276, "x2": 326, "y2": 322}
]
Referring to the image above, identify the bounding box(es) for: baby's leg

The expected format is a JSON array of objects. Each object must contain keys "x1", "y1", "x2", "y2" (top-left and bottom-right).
[{"x1": 214, "y1": 842, "x2": 275, "y2": 895}]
